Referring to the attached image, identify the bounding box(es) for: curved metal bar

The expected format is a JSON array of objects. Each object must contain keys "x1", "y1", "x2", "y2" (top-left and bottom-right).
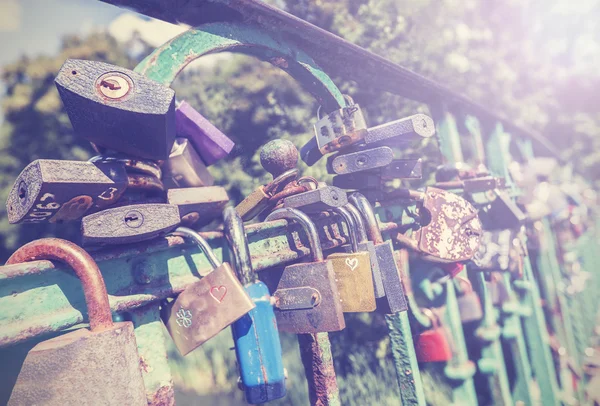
[
  {"x1": 331, "y1": 206, "x2": 359, "y2": 252},
  {"x1": 265, "y1": 207, "x2": 324, "y2": 261},
  {"x1": 168, "y1": 227, "x2": 221, "y2": 269},
  {"x1": 135, "y1": 22, "x2": 345, "y2": 113},
  {"x1": 223, "y1": 207, "x2": 253, "y2": 285}
]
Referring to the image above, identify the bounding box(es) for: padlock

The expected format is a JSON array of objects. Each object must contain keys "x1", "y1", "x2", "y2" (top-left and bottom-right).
[
  {"x1": 6, "y1": 159, "x2": 128, "y2": 224},
  {"x1": 236, "y1": 169, "x2": 299, "y2": 221},
  {"x1": 487, "y1": 276, "x2": 510, "y2": 306},
  {"x1": 81, "y1": 203, "x2": 181, "y2": 245},
  {"x1": 333, "y1": 171, "x2": 382, "y2": 190},
  {"x1": 455, "y1": 277, "x2": 483, "y2": 324},
  {"x1": 479, "y1": 189, "x2": 527, "y2": 230},
  {"x1": 348, "y1": 192, "x2": 408, "y2": 313},
  {"x1": 282, "y1": 184, "x2": 348, "y2": 213},
  {"x1": 326, "y1": 206, "x2": 376, "y2": 312},
  {"x1": 342, "y1": 203, "x2": 385, "y2": 298},
  {"x1": 409, "y1": 187, "x2": 483, "y2": 263},
  {"x1": 327, "y1": 146, "x2": 394, "y2": 175},
  {"x1": 175, "y1": 100, "x2": 235, "y2": 165},
  {"x1": 55, "y1": 59, "x2": 175, "y2": 160},
  {"x1": 364, "y1": 114, "x2": 435, "y2": 146},
  {"x1": 223, "y1": 207, "x2": 287, "y2": 404},
  {"x1": 471, "y1": 229, "x2": 524, "y2": 273},
  {"x1": 5, "y1": 238, "x2": 146, "y2": 405},
  {"x1": 162, "y1": 227, "x2": 255, "y2": 355},
  {"x1": 313, "y1": 103, "x2": 368, "y2": 154},
  {"x1": 262, "y1": 207, "x2": 345, "y2": 333},
  {"x1": 161, "y1": 137, "x2": 214, "y2": 189},
  {"x1": 167, "y1": 186, "x2": 229, "y2": 227},
  {"x1": 414, "y1": 308, "x2": 453, "y2": 363}
]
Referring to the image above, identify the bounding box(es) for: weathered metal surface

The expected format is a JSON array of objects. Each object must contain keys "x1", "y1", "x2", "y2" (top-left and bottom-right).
[
  {"x1": 298, "y1": 333, "x2": 340, "y2": 406},
  {"x1": 260, "y1": 139, "x2": 299, "y2": 178}
]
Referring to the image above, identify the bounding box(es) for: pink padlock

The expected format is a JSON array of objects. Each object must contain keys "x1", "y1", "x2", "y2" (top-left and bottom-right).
[{"x1": 175, "y1": 101, "x2": 235, "y2": 166}]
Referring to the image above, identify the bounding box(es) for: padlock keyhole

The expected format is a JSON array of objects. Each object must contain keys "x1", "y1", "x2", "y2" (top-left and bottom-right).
[{"x1": 18, "y1": 182, "x2": 27, "y2": 203}]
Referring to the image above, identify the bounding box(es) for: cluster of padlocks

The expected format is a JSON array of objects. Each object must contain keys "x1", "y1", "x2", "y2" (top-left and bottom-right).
[{"x1": 2, "y1": 56, "x2": 598, "y2": 406}]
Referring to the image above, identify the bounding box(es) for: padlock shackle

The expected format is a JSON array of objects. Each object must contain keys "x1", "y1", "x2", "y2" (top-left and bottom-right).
[
  {"x1": 345, "y1": 203, "x2": 369, "y2": 243},
  {"x1": 331, "y1": 206, "x2": 359, "y2": 252},
  {"x1": 265, "y1": 208, "x2": 324, "y2": 262},
  {"x1": 348, "y1": 192, "x2": 384, "y2": 245},
  {"x1": 6, "y1": 238, "x2": 113, "y2": 332},
  {"x1": 223, "y1": 207, "x2": 254, "y2": 286},
  {"x1": 169, "y1": 227, "x2": 221, "y2": 269}
]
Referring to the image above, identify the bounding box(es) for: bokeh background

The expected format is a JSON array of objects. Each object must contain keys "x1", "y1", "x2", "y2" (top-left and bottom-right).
[{"x1": 0, "y1": 0, "x2": 598, "y2": 404}]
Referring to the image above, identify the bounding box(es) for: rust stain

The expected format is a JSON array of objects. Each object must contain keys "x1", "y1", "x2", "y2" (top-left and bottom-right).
[{"x1": 149, "y1": 384, "x2": 175, "y2": 406}]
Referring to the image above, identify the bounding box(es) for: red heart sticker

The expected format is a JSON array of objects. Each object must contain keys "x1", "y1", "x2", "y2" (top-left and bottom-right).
[{"x1": 210, "y1": 285, "x2": 227, "y2": 303}]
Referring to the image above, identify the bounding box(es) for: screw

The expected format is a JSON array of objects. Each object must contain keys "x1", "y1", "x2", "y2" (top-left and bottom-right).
[
  {"x1": 124, "y1": 210, "x2": 144, "y2": 228},
  {"x1": 96, "y1": 73, "x2": 132, "y2": 100}
]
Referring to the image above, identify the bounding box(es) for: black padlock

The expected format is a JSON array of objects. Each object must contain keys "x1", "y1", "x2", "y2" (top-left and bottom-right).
[
  {"x1": 327, "y1": 146, "x2": 394, "y2": 175},
  {"x1": 282, "y1": 184, "x2": 348, "y2": 213},
  {"x1": 55, "y1": 59, "x2": 176, "y2": 160}
]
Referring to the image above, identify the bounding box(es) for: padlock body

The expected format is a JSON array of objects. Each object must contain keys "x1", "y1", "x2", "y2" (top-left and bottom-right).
[
  {"x1": 457, "y1": 291, "x2": 484, "y2": 323},
  {"x1": 282, "y1": 186, "x2": 348, "y2": 213},
  {"x1": 479, "y1": 190, "x2": 527, "y2": 230},
  {"x1": 380, "y1": 159, "x2": 423, "y2": 180},
  {"x1": 56, "y1": 59, "x2": 176, "y2": 160},
  {"x1": 364, "y1": 114, "x2": 435, "y2": 146},
  {"x1": 375, "y1": 241, "x2": 408, "y2": 313},
  {"x1": 333, "y1": 172, "x2": 381, "y2": 190},
  {"x1": 328, "y1": 146, "x2": 394, "y2": 175},
  {"x1": 81, "y1": 203, "x2": 181, "y2": 245},
  {"x1": 164, "y1": 263, "x2": 255, "y2": 355},
  {"x1": 415, "y1": 328, "x2": 453, "y2": 363},
  {"x1": 236, "y1": 186, "x2": 270, "y2": 221},
  {"x1": 415, "y1": 187, "x2": 482, "y2": 263},
  {"x1": 162, "y1": 137, "x2": 214, "y2": 189},
  {"x1": 232, "y1": 282, "x2": 286, "y2": 404},
  {"x1": 6, "y1": 159, "x2": 128, "y2": 224},
  {"x1": 8, "y1": 322, "x2": 146, "y2": 406},
  {"x1": 327, "y1": 251, "x2": 376, "y2": 312},
  {"x1": 175, "y1": 101, "x2": 234, "y2": 165},
  {"x1": 315, "y1": 105, "x2": 367, "y2": 154},
  {"x1": 167, "y1": 186, "x2": 229, "y2": 227},
  {"x1": 263, "y1": 261, "x2": 345, "y2": 334},
  {"x1": 340, "y1": 241, "x2": 385, "y2": 298}
]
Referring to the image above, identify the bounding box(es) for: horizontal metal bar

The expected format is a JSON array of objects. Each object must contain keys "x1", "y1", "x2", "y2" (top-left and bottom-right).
[
  {"x1": 99, "y1": 0, "x2": 565, "y2": 161},
  {"x1": 0, "y1": 209, "x2": 407, "y2": 348}
]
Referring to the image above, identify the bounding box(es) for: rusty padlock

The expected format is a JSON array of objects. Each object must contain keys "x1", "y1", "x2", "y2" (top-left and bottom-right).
[
  {"x1": 5, "y1": 238, "x2": 146, "y2": 405},
  {"x1": 415, "y1": 308, "x2": 454, "y2": 363}
]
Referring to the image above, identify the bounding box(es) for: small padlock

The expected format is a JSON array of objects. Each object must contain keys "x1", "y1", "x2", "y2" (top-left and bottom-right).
[
  {"x1": 55, "y1": 59, "x2": 175, "y2": 160},
  {"x1": 162, "y1": 227, "x2": 255, "y2": 355},
  {"x1": 415, "y1": 308, "x2": 454, "y2": 363},
  {"x1": 327, "y1": 146, "x2": 394, "y2": 175},
  {"x1": 326, "y1": 206, "x2": 376, "y2": 312},
  {"x1": 262, "y1": 208, "x2": 345, "y2": 334},
  {"x1": 167, "y1": 186, "x2": 229, "y2": 227},
  {"x1": 223, "y1": 208, "x2": 287, "y2": 404},
  {"x1": 479, "y1": 189, "x2": 527, "y2": 230},
  {"x1": 471, "y1": 229, "x2": 522, "y2": 273},
  {"x1": 6, "y1": 159, "x2": 128, "y2": 224},
  {"x1": 81, "y1": 203, "x2": 181, "y2": 245},
  {"x1": 487, "y1": 276, "x2": 509, "y2": 306},
  {"x1": 349, "y1": 192, "x2": 408, "y2": 313},
  {"x1": 282, "y1": 184, "x2": 348, "y2": 213},
  {"x1": 161, "y1": 137, "x2": 214, "y2": 189},
  {"x1": 175, "y1": 100, "x2": 235, "y2": 165},
  {"x1": 313, "y1": 102, "x2": 368, "y2": 154},
  {"x1": 455, "y1": 277, "x2": 484, "y2": 324},
  {"x1": 364, "y1": 114, "x2": 435, "y2": 146},
  {"x1": 6, "y1": 239, "x2": 146, "y2": 405}
]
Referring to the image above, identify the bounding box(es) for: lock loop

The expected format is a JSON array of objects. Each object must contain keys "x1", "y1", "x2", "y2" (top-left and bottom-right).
[
  {"x1": 223, "y1": 207, "x2": 254, "y2": 285},
  {"x1": 332, "y1": 206, "x2": 359, "y2": 252},
  {"x1": 168, "y1": 227, "x2": 221, "y2": 269},
  {"x1": 266, "y1": 208, "x2": 324, "y2": 261},
  {"x1": 6, "y1": 238, "x2": 113, "y2": 332}
]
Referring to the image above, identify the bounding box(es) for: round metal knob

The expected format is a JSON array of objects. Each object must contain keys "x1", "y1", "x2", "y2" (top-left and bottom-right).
[{"x1": 260, "y1": 139, "x2": 298, "y2": 178}]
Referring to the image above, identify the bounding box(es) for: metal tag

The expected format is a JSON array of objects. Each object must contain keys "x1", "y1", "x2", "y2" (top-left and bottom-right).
[
  {"x1": 364, "y1": 114, "x2": 435, "y2": 146},
  {"x1": 274, "y1": 287, "x2": 322, "y2": 310},
  {"x1": 328, "y1": 146, "x2": 394, "y2": 175}
]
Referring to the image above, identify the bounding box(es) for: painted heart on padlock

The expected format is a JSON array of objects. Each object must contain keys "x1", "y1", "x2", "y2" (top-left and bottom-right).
[
  {"x1": 345, "y1": 257, "x2": 359, "y2": 271},
  {"x1": 210, "y1": 285, "x2": 228, "y2": 303}
]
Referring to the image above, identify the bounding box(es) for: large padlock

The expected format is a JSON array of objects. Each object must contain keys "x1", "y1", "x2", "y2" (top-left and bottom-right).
[
  {"x1": 223, "y1": 207, "x2": 287, "y2": 404},
  {"x1": 456, "y1": 277, "x2": 484, "y2": 324},
  {"x1": 5, "y1": 238, "x2": 146, "y2": 405},
  {"x1": 326, "y1": 206, "x2": 376, "y2": 312},
  {"x1": 161, "y1": 137, "x2": 214, "y2": 189},
  {"x1": 55, "y1": 59, "x2": 175, "y2": 160},
  {"x1": 162, "y1": 227, "x2": 255, "y2": 355},
  {"x1": 348, "y1": 192, "x2": 408, "y2": 314},
  {"x1": 414, "y1": 308, "x2": 454, "y2": 363},
  {"x1": 6, "y1": 159, "x2": 128, "y2": 224},
  {"x1": 81, "y1": 203, "x2": 181, "y2": 245},
  {"x1": 175, "y1": 100, "x2": 235, "y2": 165},
  {"x1": 262, "y1": 208, "x2": 345, "y2": 334}
]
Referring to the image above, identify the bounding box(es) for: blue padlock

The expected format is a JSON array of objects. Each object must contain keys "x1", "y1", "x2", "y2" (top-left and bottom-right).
[{"x1": 223, "y1": 207, "x2": 287, "y2": 404}]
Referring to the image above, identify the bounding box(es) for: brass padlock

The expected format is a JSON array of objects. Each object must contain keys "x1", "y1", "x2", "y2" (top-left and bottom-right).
[
  {"x1": 262, "y1": 207, "x2": 345, "y2": 334},
  {"x1": 235, "y1": 169, "x2": 298, "y2": 221},
  {"x1": 327, "y1": 206, "x2": 376, "y2": 312},
  {"x1": 6, "y1": 238, "x2": 146, "y2": 406},
  {"x1": 162, "y1": 227, "x2": 255, "y2": 355}
]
